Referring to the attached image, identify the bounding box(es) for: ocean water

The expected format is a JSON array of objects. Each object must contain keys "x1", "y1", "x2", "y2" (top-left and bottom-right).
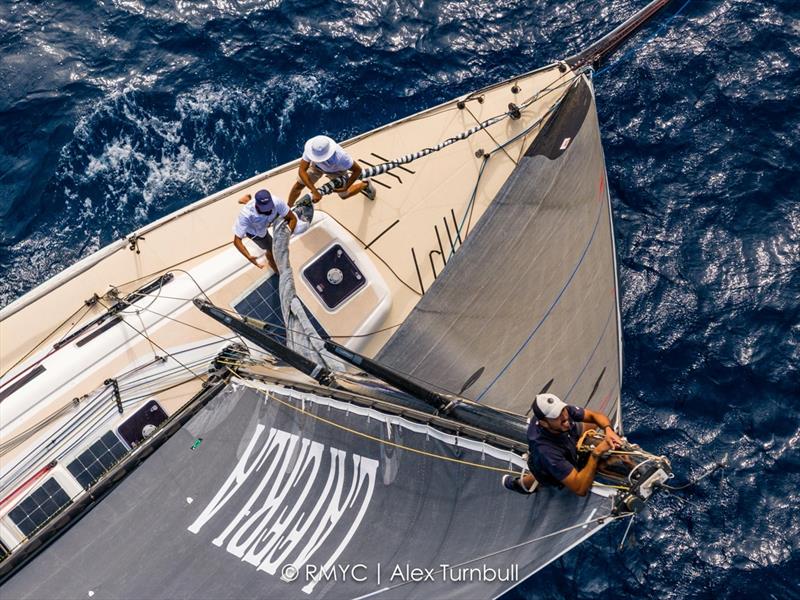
[{"x1": 1, "y1": 0, "x2": 798, "y2": 598}]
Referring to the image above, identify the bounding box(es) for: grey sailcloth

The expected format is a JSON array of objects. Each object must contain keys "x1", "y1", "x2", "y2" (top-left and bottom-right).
[
  {"x1": 377, "y1": 75, "x2": 623, "y2": 422},
  {"x1": 272, "y1": 203, "x2": 344, "y2": 372}
]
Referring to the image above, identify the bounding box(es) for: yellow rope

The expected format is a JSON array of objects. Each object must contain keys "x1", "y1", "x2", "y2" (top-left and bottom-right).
[
  {"x1": 259, "y1": 387, "x2": 518, "y2": 475},
  {"x1": 592, "y1": 482, "x2": 629, "y2": 490}
]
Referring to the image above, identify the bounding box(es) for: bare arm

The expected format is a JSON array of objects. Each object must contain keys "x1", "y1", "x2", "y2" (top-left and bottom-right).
[
  {"x1": 233, "y1": 236, "x2": 263, "y2": 269},
  {"x1": 560, "y1": 438, "x2": 612, "y2": 496},
  {"x1": 583, "y1": 408, "x2": 623, "y2": 447},
  {"x1": 342, "y1": 161, "x2": 361, "y2": 190},
  {"x1": 284, "y1": 210, "x2": 297, "y2": 233},
  {"x1": 298, "y1": 160, "x2": 322, "y2": 202},
  {"x1": 238, "y1": 193, "x2": 251, "y2": 205}
]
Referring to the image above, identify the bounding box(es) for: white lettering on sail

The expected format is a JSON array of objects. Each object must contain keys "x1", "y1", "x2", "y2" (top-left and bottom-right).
[
  {"x1": 301, "y1": 454, "x2": 378, "y2": 594},
  {"x1": 187, "y1": 426, "x2": 378, "y2": 593},
  {"x1": 244, "y1": 439, "x2": 324, "y2": 570},
  {"x1": 218, "y1": 430, "x2": 299, "y2": 552},
  {"x1": 187, "y1": 424, "x2": 274, "y2": 535},
  {"x1": 256, "y1": 443, "x2": 338, "y2": 575}
]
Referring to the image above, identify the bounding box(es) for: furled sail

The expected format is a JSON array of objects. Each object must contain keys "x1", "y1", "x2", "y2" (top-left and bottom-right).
[{"x1": 377, "y1": 76, "x2": 623, "y2": 421}]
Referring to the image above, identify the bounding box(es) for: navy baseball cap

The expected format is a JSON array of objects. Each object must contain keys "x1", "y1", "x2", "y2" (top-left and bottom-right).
[{"x1": 254, "y1": 189, "x2": 274, "y2": 213}]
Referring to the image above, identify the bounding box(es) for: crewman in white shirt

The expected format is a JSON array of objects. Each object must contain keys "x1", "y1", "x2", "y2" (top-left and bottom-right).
[
  {"x1": 287, "y1": 135, "x2": 376, "y2": 205},
  {"x1": 232, "y1": 189, "x2": 297, "y2": 272}
]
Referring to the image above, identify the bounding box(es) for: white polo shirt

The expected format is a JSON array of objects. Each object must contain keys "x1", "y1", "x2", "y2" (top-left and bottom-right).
[
  {"x1": 232, "y1": 196, "x2": 289, "y2": 239},
  {"x1": 302, "y1": 141, "x2": 354, "y2": 173}
]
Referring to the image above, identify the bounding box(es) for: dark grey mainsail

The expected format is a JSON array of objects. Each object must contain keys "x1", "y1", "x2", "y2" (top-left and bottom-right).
[
  {"x1": 0, "y1": 2, "x2": 683, "y2": 596},
  {"x1": 377, "y1": 76, "x2": 623, "y2": 421},
  {"x1": 3, "y1": 384, "x2": 611, "y2": 599}
]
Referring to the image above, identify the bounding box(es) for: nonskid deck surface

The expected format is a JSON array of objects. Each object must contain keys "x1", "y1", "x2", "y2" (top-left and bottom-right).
[
  {"x1": 0, "y1": 64, "x2": 581, "y2": 494},
  {"x1": 2, "y1": 381, "x2": 611, "y2": 600}
]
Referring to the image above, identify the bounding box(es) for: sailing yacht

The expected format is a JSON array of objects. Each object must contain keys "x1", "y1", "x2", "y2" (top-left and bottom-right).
[{"x1": 0, "y1": 1, "x2": 676, "y2": 597}]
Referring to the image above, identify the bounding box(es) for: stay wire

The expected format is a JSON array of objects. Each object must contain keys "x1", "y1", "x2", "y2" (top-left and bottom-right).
[
  {"x1": 353, "y1": 511, "x2": 634, "y2": 598},
  {"x1": 96, "y1": 298, "x2": 207, "y2": 384}
]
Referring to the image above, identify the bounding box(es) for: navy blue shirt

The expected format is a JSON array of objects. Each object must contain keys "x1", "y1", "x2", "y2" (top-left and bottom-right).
[{"x1": 526, "y1": 405, "x2": 585, "y2": 487}]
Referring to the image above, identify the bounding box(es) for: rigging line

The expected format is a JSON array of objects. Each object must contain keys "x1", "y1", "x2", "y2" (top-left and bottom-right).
[
  {"x1": 123, "y1": 266, "x2": 251, "y2": 351},
  {"x1": 0, "y1": 402, "x2": 77, "y2": 456},
  {"x1": 110, "y1": 242, "x2": 230, "y2": 291},
  {"x1": 354, "y1": 511, "x2": 633, "y2": 598},
  {"x1": 135, "y1": 311, "x2": 158, "y2": 359},
  {"x1": 118, "y1": 356, "x2": 220, "y2": 393},
  {"x1": 96, "y1": 299, "x2": 207, "y2": 384},
  {"x1": 0, "y1": 301, "x2": 94, "y2": 385},
  {"x1": 461, "y1": 153, "x2": 491, "y2": 245},
  {"x1": 660, "y1": 458, "x2": 727, "y2": 491},
  {"x1": 123, "y1": 290, "x2": 404, "y2": 341},
  {"x1": 258, "y1": 386, "x2": 518, "y2": 475},
  {"x1": 0, "y1": 389, "x2": 114, "y2": 491},
  {"x1": 464, "y1": 104, "x2": 518, "y2": 165},
  {"x1": 594, "y1": 0, "x2": 693, "y2": 77},
  {"x1": 330, "y1": 219, "x2": 422, "y2": 296},
  {"x1": 117, "y1": 297, "x2": 244, "y2": 349},
  {"x1": 309, "y1": 70, "x2": 588, "y2": 203}
]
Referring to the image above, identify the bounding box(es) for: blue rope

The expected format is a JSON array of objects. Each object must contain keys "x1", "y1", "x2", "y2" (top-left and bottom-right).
[{"x1": 595, "y1": 0, "x2": 692, "y2": 78}]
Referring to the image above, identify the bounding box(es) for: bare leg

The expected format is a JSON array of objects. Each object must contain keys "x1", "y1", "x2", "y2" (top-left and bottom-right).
[
  {"x1": 288, "y1": 181, "x2": 306, "y2": 206},
  {"x1": 265, "y1": 250, "x2": 279, "y2": 274},
  {"x1": 337, "y1": 180, "x2": 368, "y2": 199},
  {"x1": 520, "y1": 473, "x2": 536, "y2": 491}
]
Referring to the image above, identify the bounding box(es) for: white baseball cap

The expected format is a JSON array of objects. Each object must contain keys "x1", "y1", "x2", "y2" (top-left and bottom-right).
[
  {"x1": 532, "y1": 393, "x2": 567, "y2": 420},
  {"x1": 305, "y1": 135, "x2": 336, "y2": 163}
]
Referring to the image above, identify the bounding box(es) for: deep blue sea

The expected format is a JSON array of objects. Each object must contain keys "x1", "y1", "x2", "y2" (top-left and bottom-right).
[{"x1": 1, "y1": 0, "x2": 798, "y2": 598}]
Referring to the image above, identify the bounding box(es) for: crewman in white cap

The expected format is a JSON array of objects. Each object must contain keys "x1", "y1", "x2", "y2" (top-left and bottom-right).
[
  {"x1": 502, "y1": 393, "x2": 624, "y2": 496},
  {"x1": 287, "y1": 134, "x2": 376, "y2": 206}
]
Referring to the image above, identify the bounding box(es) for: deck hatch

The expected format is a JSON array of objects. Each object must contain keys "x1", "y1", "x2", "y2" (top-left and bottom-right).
[
  {"x1": 8, "y1": 477, "x2": 72, "y2": 537},
  {"x1": 117, "y1": 400, "x2": 168, "y2": 447},
  {"x1": 302, "y1": 244, "x2": 367, "y2": 310},
  {"x1": 66, "y1": 431, "x2": 129, "y2": 490}
]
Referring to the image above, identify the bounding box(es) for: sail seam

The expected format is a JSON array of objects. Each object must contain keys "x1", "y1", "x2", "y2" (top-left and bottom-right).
[{"x1": 476, "y1": 192, "x2": 606, "y2": 401}]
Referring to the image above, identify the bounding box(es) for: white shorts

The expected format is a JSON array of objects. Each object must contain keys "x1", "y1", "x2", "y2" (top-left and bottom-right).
[{"x1": 298, "y1": 164, "x2": 351, "y2": 198}]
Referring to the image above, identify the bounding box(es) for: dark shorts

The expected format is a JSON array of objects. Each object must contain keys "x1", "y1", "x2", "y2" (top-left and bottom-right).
[{"x1": 248, "y1": 231, "x2": 272, "y2": 251}]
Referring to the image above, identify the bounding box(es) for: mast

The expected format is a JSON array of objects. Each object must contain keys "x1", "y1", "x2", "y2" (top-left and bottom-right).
[{"x1": 565, "y1": 0, "x2": 678, "y2": 69}]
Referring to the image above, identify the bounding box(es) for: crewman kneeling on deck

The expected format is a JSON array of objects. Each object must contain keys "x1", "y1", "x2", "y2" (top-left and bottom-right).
[
  {"x1": 503, "y1": 393, "x2": 624, "y2": 496},
  {"x1": 287, "y1": 135, "x2": 376, "y2": 206},
  {"x1": 233, "y1": 189, "x2": 297, "y2": 272}
]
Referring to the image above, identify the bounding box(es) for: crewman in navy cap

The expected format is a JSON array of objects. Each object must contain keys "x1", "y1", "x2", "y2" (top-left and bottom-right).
[
  {"x1": 232, "y1": 189, "x2": 297, "y2": 273},
  {"x1": 503, "y1": 393, "x2": 624, "y2": 496}
]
